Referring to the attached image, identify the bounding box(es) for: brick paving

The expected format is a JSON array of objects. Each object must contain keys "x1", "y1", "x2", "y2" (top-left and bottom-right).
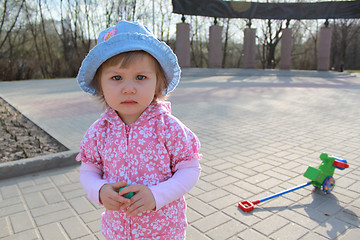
[{"x1": 0, "y1": 69, "x2": 359, "y2": 239}]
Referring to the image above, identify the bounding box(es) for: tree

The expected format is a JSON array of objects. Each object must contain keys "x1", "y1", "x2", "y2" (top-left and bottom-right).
[
  {"x1": 0, "y1": 0, "x2": 26, "y2": 80},
  {"x1": 331, "y1": 19, "x2": 360, "y2": 71},
  {"x1": 257, "y1": 19, "x2": 287, "y2": 69}
]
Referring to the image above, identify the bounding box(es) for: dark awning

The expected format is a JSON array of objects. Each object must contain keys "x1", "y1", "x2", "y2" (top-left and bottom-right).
[{"x1": 172, "y1": 0, "x2": 360, "y2": 20}]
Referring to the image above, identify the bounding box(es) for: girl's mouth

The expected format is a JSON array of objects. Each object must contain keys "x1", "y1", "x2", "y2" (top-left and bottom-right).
[{"x1": 121, "y1": 100, "x2": 137, "y2": 104}]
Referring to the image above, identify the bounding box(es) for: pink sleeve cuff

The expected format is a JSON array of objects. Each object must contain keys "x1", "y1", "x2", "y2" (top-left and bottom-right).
[
  {"x1": 79, "y1": 162, "x2": 108, "y2": 204},
  {"x1": 149, "y1": 158, "x2": 201, "y2": 210}
]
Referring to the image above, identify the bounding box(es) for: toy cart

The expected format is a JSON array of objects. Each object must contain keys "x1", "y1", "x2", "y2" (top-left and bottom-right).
[{"x1": 238, "y1": 153, "x2": 349, "y2": 212}]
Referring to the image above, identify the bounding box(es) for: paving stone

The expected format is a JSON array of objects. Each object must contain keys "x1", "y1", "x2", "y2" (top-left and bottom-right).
[
  {"x1": 34, "y1": 208, "x2": 75, "y2": 226},
  {"x1": 0, "y1": 203, "x2": 26, "y2": 217},
  {"x1": 95, "y1": 232, "x2": 106, "y2": 240},
  {"x1": 0, "y1": 196, "x2": 22, "y2": 209},
  {"x1": 335, "y1": 207, "x2": 360, "y2": 227},
  {"x1": 197, "y1": 187, "x2": 230, "y2": 202},
  {"x1": 278, "y1": 208, "x2": 324, "y2": 230},
  {"x1": 252, "y1": 214, "x2": 290, "y2": 236},
  {"x1": 87, "y1": 220, "x2": 102, "y2": 235},
  {"x1": 313, "y1": 217, "x2": 350, "y2": 239},
  {"x1": 237, "y1": 228, "x2": 268, "y2": 240},
  {"x1": 0, "y1": 217, "x2": 11, "y2": 238},
  {"x1": 63, "y1": 188, "x2": 87, "y2": 200},
  {"x1": 186, "y1": 225, "x2": 211, "y2": 240},
  {"x1": 339, "y1": 228, "x2": 360, "y2": 240},
  {"x1": 187, "y1": 197, "x2": 217, "y2": 216},
  {"x1": 255, "y1": 177, "x2": 284, "y2": 190},
  {"x1": 60, "y1": 216, "x2": 90, "y2": 239},
  {"x1": 23, "y1": 192, "x2": 47, "y2": 209},
  {"x1": 69, "y1": 197, "x2": 97, "y2": 215},
  {"x1": 187, "y1": 185, "x2": 206, "y2": 197},
  {"x1": 208, "y1": 194, "x2": 239, "y2": 210},
  {"x1": 50, "y1": 174, "x2": 72, "y2": 187},
  {"x1": 316, "y1": 197, "x2": 344, "y2": 216},
  {"x1": 206, "y1": 219, "x2": 246, "y2": 240},
  {"x1": 234, "y1": 181, "x2": 265, "y2": 195},
  {"x1": 2, "y1": 229, "x2": 39, "y2": 240},
  {"x1": 79, "y1": 209, "x2": 105, "y2": 224},
  {"x1": 42, "y1": 188, "x2": 64, "y2": 204},
  {"x1": 196, "y1": 179, "x2": 218, "y2": 192},
  {"x1": 38, "y1": 222, "x2": 68, "y2": 239},
  {"x1": 192, "y1": 211, "x2": 232, "y2": 233},
  {"x1": 270, "y1": 222, "x2": 308, "y2": 240},
  {"x1": 9, "y1": 211, "x2": 34, "y2": 233},
  {"x1": 30, "y1": 202, "x2": 69, "y2": 218},
  {"x1": 223, "y1": 185, "x2": 254, "y2": 199},
  {"x1": 201, "y1": 172, "x2": 228, "y2": 182},
  {"x1": 0, "y1": 185, "x2": 20, "y2": 200},
  {"x1": 300, "y1": 231, "x2": 328, "y2": 240}
]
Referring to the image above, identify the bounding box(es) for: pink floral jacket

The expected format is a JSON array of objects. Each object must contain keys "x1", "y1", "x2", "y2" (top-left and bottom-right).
[{"x1": 76, "y1": 102, "x2": 201, "y2": 239}]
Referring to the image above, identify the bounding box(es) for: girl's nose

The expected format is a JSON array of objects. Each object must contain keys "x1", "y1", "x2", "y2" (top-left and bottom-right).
[{"x1": 122, "y1": 80, "x2": 136, "y2": 94}]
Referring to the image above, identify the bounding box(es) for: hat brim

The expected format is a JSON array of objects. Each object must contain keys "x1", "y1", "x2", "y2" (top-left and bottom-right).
[{"x1": 77, "y1": 33, "x2": 180, "y2": 95}]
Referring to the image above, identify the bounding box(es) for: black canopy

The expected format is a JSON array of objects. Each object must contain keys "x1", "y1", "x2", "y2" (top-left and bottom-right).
[{"x1": 172, "y1": 0, "x2": 360, "y2": 20}]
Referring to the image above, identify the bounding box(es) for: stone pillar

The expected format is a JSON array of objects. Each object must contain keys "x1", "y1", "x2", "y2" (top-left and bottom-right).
[
  {"x1": 243, "y1": 28, "x2": 256, "y2": 68},
  {"x1": 280, "y1": 28, "x2": 292, "y2": 70},
  {"x1": 317, "y1": 27, "x2": 333, "y2": 71},
  {"x1": 175, "y1": 22, "x2": 191, "y2": 68},
  {"x1": 208, "y1": 25, "x2": 223, "y2": 68}
]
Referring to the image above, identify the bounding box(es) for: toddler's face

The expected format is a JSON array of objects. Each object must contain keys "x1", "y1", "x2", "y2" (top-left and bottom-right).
[{"x1": 100, "y1": 53, "x2": 158, "y2": 125}]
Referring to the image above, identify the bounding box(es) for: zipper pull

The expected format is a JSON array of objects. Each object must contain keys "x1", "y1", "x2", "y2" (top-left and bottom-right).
[{"x1": 125, "y1": 125, "x2": 130, "y2": 140}]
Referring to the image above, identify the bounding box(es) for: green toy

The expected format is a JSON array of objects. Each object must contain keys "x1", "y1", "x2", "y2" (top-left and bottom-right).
[
  {"x1": 119, "y1": 184, "x2": 135, "y2": 199},
  {"x1": 304, "y1": 152, "x2": 349, "y2": 193}
]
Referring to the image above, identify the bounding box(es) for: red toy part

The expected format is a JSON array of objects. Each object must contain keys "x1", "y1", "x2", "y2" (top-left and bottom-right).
[
  {"x1": 238, "y1": 200, "x2": 260, "y2": 212},
  {"x1": 333, "y1": 160, "x2": 349, "y2": 169}
]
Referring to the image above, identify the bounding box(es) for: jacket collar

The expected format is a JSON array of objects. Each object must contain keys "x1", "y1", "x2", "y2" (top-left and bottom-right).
[{"x1": 101, "y1": 101, "x2": 171, "y2": 127}]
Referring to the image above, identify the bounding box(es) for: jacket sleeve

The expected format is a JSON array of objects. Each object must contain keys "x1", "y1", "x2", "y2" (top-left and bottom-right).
[
  {"x1": 79, "y1": 162, "x2": 108, "y2": 204},
  {"x1": 163, "y1": 115, "x2": 202, "y2": 172},
  {"x1": 149, "y1": 156, "x2": 201, "y2": 210},
  {"x1": 76, "y1": 119, "x2": 103, "y2": 167}
]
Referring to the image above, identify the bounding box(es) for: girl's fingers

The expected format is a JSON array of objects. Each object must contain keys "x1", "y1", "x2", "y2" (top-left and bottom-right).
[{"x1": 126, "y1": 201, "x2": 145, "y2": 216}]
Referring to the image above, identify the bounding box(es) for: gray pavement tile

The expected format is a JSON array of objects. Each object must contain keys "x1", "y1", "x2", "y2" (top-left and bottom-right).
[
  {"x1": 339, "y1": 228, "x2": 360, "y2": 240},
  {"x1": 1, "y1": 229, "x2": 40, "y2": 240},
  {"x1": 192, "y1": 211, "x2": 232, "y2": 233},
  {"x1": 60, "y1": 216, "x2": 91, "y2": 239},
  {"x1": 206, "y1": 219, "x2": 246, "y2": 240},
  {"x1": 237, "y1": 228, "x2": 269, "y2": 240},
  {"x1": 313, "y1": 217, "x2": 350, "y2": 239},
  {"x1": 252, "y1": 214, "x2": 290, "y2": 236},
  {"x1": 270, "y1": 222, "x2": 309, "y2": 240},
  {"x1": 9, "y1": 211, "x2": 35, "y2": 234},
  {"x1": 38, "y1": 222, "x2": 69, "y2": 239}
]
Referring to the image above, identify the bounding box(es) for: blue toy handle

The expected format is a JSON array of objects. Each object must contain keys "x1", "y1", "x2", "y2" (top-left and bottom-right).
[
  {"x1": 259, "y1": 182, "x2": 311, "y2": 203},
  {"x1": 239, "y1": 182, "x2": 311, "y2": 212}
]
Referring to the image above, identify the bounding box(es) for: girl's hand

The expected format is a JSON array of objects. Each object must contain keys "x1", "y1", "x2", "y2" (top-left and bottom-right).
[
  {"x1": 99, "y1": 182, "x2": 131, "y2": 211},
  {"x1": 119, "y1": 185, "x2": 156, "y2": 217}
]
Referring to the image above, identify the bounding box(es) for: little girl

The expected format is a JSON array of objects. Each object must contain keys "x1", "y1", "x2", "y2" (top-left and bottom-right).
[{"x1": 76, "y1": 21, "x2": 201, "y2": 239}]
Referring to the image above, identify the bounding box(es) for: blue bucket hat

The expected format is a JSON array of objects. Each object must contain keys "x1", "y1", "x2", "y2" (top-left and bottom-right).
[{"x1": 77, "y1": 21, "x2": 181, "y2": 95}]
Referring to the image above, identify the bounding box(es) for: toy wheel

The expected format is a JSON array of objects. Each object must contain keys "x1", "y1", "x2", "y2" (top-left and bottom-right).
[{"x1": 322, "y1": 176, "x2": 335, "y2": 193}]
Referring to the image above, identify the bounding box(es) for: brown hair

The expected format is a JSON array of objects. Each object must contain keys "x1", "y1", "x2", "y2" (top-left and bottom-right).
[{"x1": 91, "y1": 50, "x2": 168, "y2": 105}]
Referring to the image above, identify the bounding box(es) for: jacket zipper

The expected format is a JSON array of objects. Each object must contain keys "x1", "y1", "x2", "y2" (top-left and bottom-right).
[
  {"x1": 125, "y1": 125, "x2": 130, "y2": 147},
  {"x1": 125, "y1": 124, "x2": 132, "y2": 236}
]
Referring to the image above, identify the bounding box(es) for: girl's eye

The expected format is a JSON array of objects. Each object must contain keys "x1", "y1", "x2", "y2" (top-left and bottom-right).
[
  {"x1": 112, "y1": 75, "x2": 122, "y2": 81},
  {"x1": 136, "y1": 75, "x2": 146, "y2": 80}
]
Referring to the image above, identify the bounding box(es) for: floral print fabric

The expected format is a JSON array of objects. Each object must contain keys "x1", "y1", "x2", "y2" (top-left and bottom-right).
[{"x1": 76, "y1": 102, "x2": 201, "y2": 239}]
